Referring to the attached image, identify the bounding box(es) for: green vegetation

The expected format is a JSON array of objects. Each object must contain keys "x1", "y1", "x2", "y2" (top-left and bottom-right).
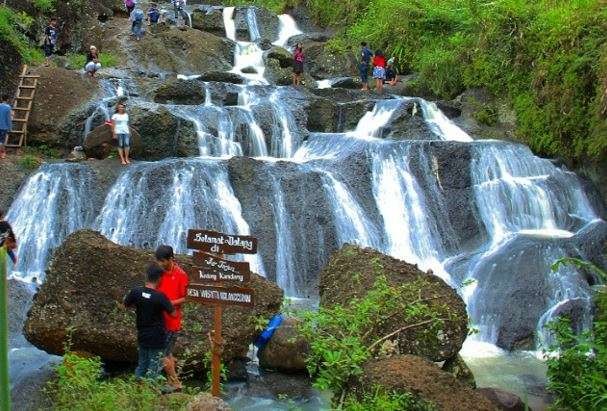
[
  {"x1": 0, "y1": 6, "x2": 44, "y2": 62},
  {"x1": 33, "y1": 0, "x2": 57, "y2": 13},
  {"x1": 545, "y1": 259, "x2": 607, "y2": 410},
  {"x1": 343, "y1": 386, "x2": 435, "y2": 411},
  {"x1": 66, "y1": 52, "x2": 119, "y2": 70},
  {"x1": 297, "y1": 276, "x2": 444, "y2": 407},
  {"x1": 235, "y1": 0, "x2": 607, "y2": 163},
  {"x1": 18, "y1": 154, "x2": 42, "y2": 170},
  {"x1": 49, "y1": 352, "x2": 198, "y2": 411}
]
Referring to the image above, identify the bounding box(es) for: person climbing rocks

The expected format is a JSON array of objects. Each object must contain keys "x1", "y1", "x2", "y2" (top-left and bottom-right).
[
  {"x1": 359, "y1": 42, "x2": 373, "y2": 91},
  {"x1": 130, "y1": 6, "x2": 145, "y2": 40},
  {"x1": 172, "y1": 0, "x2": 186, "y2": 26},
  {"x1": 111, "y1": 103, "x2": 131, "y2": 165},
  {"x1": 372, "y1": 50, "x2": 387, "y2": 94},
  {"x1": 0, "y1": 209, "x2": 18, "y2": 267},
  {"x1": 385, "y1": 57, "x2": 398, "y2": 86},
  {"x1": 85, "y1": 46, "x2": 102, "y2": 78},
  {"x1": 124, "y1": 0, "x2": 136, "y2": 16},
  {"x1": 292, "y1": 43, "x2": 305, "y2": 87},
  {"x1": 0, "y1": 94, "x2": 12, "y2": 158},
  {"x1": 147, "y1": 3, "x2": 161, "y2": 29},
  {"x1": 155, "y1": 245, "x2": 189, "y2": 392},
  {"x1": 43, "y1": 18, "x2": 59, "y2": 63},
  {"x1": 124, "y1": 263, "x2": 175, "y2": 381}
]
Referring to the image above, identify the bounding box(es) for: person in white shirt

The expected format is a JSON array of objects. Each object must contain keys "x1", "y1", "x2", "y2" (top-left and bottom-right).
[{"x1": 111, "y1": 103, "x2": 131, "y2": 165}]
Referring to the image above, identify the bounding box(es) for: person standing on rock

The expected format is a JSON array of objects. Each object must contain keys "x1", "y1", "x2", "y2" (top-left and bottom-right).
[
  {"x1": 0, "y1": 94, "x2": 12, "y2": 158},
  {"x1": 131, "y1": 6, "x2": 145, "y2": 41},
  {"x1": 359, "y1": 42, "x2": 373, "y2": 91},
  {"x1": 124, "y1": 263, "x2": 175, "y2": 380},
  {"x1": 85, "y1": 46, "x2": 102, "y2": 78},
  {"x1": 111, "y1": 103, "x2": 131, "y2": 165},
  {"x1": 147, "y1": 3, "x2": 161, "y2": 30},
  {"x1": 372, "y1": 50, "x2": 387, "y2": 94},
  {"x1": 172, "y1": 0, "x2": 186, "y2": 25},
  {"x1": 43, "y1": 18, "x2": 59, "y2": 63},
  {"x1": 155, "y1": 245, "x2": 189, "y2": 391},
  {"x1": 292, "y1": 43, "x2": 305, "y2": 87},
  {"x1": 124, "y1": 0, "x2": 136, "y2": 16}
]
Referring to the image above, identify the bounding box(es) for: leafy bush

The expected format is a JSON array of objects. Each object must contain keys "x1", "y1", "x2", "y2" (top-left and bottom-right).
[
  {"x1": 49, "y1": 352, "x2": 196, "y2": 411},
  {"x1": 545, "y1": 258, "x2": 607, "y2": 410},
  {"x1": 297, "y1": 276, "x2": 446, "y2": 405},
  {"x1": 33, "y1": 0, "x2": 57, "y2": 12},
  {"x1": 18, "y1": 154, "x2": 41, "y2": 170},
  {"x1": 343, "y1": 386, "x2": 435, "y2": 411},
  {"x1": 0, "y1": 6, "x2": 44, "y2": 62}
]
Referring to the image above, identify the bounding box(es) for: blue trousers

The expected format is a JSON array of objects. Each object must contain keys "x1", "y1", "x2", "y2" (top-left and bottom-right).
[{"x1": 135, "y1": 347, "x2": 164, "y2": 380}]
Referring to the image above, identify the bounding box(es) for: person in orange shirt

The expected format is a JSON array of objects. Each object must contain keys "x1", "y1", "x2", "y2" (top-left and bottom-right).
[{"x1": 155, "y1": 245, "x2": 189, "y2": 391}]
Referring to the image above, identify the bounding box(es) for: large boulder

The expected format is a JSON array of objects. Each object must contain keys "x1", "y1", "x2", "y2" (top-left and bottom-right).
[
  {"x1": 198, "y1": 71, "x2": 245, "y2": 84},
  {"x1": 28, "y1": 67, "x2": 99, "y2": 147},
  {"x1": 191, "y1": 7, "x2": 225, "y2": 36},
  {"x1": 476, "y1": 388, "x2": 527, "y2": 411},
  {"x1": 258, "y1": 317, "x2": 309, "y2": 373},
  {"x1": 442, "y1": 354, "x2": 476, "y2": 388},
  {"x1": 302, "y1": 42, "x2": 357, "y2": 80},
  {"x1": 320, "y1": 246, "x2": 468, "y2": 361},
  {"x1": 24, "y1": 230, "x2": 283, "y2": 372},
  {"x1": 265, "y1": 46, "x2": 292, "y2": 68},
  {"x1": 153, "y1": 79, "x2": 206, "y2": 105},
  {"x1": 353, "y1": 355, "x2": 498, "y2": 411},
  {"x1": 130, "y1": 27, "x2": 235, "y2": 75},
  {"x1": 0, "y1": 156, "x2": 34, "y2": 211}
]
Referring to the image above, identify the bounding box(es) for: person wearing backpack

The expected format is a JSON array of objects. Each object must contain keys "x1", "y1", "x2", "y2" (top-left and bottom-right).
[
  {"x1": 43, "y1": 18, "x2": 59, "y2": 64},
  {"x1": 124, "y1": 0, "x2": 136, "y2": 16},
  {"x1": 131, "y1": 6, "x2": 145, "y2": 41}
]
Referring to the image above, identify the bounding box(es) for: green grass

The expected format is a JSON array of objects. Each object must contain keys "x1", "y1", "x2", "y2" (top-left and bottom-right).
[
  {"x1": 33, "y1": 0, "x2": 56, "y2": 12},
  {"x1": 66, "y1": 52, "x2": 119, "y2": 70},
  {"x1": 18, "y1": 154, "x2": 42, "y2": 170}
]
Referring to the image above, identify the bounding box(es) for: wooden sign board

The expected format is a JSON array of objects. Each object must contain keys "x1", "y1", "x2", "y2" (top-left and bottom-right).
[
  {"x1": 187, "y1": 284, "x2": 254, "y2": 307},
  {"x1": 187, "y1": 230, "x2": 258, "y2": 255},
  {"x1": 189, "y1": 252, "x2": 250, "y2": 284}
]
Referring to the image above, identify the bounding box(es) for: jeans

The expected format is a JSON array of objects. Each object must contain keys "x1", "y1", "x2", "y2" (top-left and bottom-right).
[
  {"x1": 117, "y1": 133, "x2": 130, "y2": 148},
  {"x1": 135, "y1": 347, "x2": 164, "y2": 379},
  {"x1": 359, "y1": 63, "x2": 369, "y2": 83}
]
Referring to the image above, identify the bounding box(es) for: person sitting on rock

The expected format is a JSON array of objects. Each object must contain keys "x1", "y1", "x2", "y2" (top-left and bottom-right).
[
  {"x1": 385, "y1": 57, "x2": 398, "y2": 86},
  {"x1": 124, "y1": 263, "x2": 175, "y2": 380},
  {"x1": 111, "y1": 103, "x2": 131, "y2": 165},
  {"x1": 155, "y1": 245, "x2": 189, "y2": 392},
  {"x1": 292, "y1": 43, "x2": 305, "y2": 87},
  {"x1": 85, "y1": 46, "x2": 102, "y2": 78},
  {"x1": 130, "y1": 6, "x2": 145, "y2": 41}
]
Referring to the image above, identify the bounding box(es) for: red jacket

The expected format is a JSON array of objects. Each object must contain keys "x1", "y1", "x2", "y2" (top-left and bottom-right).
[{"x1": 373, "y1": 55, "x2": 386, "y2": 68}]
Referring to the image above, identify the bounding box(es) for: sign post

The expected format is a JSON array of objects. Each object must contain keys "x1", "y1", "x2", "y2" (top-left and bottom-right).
[{"x1": 186, "y1": 229, "x2": 257, "y2": 398}]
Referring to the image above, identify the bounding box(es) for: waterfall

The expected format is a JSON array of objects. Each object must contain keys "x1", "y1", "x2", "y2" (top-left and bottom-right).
[
  {"x1": 320, "y1": 172, "x2": 381, "y2": 248},
  {"x1": 351, "y1": 98, "x2": 407, "y2": 138},
  {"x1": 371, "y1": 143, "x2": 451, "y2": 283},
  {"x1": 82, "y1": 79, "x2": 127, "y2": 143},
  {"x1": 7, "y1": 164, "x2": 97, "y2": 282},
  {"x1": 273, "y1": 14, "x2": 303, "y2": 49},
  {"x1": 223, "y1": 7, "x2": 267, "y2": 84},
  {"x1": 95, "y1": 159, "x2": 265, "y2": 274},
  {"x1": 471, "y1": 142, "x2": 598, "y2": 245},
  {"x1": 270, "y1": 176, "x2": 297, "y2": 295},
  {"x1": 419, "y1": 100, "x2": 473, "y2": 142},
  {"x1": 270, "y1": 89, "x2": 302, "y2": 158},
  {"x1": 246, "y1": 8, "x2": 261, "y2": 42}
]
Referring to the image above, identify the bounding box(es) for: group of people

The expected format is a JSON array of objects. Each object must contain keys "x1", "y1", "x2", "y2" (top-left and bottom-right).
[
  {"x1": 124, "y1": 245, "x2": 189, "y2": 388},
  {"x1": 359, "y1": 42, "x2": 398, "y2": 93}
]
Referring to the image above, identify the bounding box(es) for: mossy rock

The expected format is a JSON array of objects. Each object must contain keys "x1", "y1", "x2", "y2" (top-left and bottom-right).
[{"x1": 319, "y1": 245, "x2": 468, "y2": 361}]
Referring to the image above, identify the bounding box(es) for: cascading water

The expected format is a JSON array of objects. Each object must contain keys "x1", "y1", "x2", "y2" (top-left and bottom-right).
[
  {"x1": 82, "y1": 78, "x2": 127, "y2": 142},
  {"x1": 7, "y1": 164, "x2": 98, "y2": 282},
  {"x1": 419, "y1": 100, "x2": 473, "y2": 142},
  {"x1": 273, "y1": 14, "x2": 303, "y2": 49},
  {"x1": 224, "y1": 6, "x2": 266, "y2": 84}
]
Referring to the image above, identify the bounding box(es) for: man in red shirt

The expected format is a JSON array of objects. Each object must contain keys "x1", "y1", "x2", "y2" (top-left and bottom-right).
[{"x1": 155, "y1": 245, "x2": 189, "y2": 390}]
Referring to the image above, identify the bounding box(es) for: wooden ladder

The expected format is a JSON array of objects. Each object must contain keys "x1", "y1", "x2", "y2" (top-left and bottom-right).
[{"x1": 4, "y1": 65, "x2": 40, "y2": 148}]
